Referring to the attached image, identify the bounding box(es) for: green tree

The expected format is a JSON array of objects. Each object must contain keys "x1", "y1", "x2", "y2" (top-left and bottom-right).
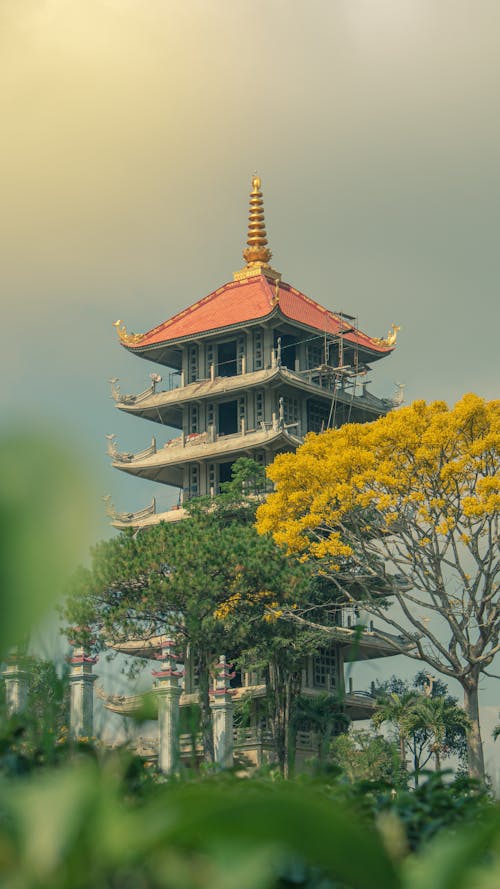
[
  {"x1": 257, "y1": 395, "x2": 500, "y2": 780},
  {"x1": 329, "y1": 729, "x2": 402, "y2": 784},
  {"x1": 411, "y1": 695, "x2": 469, "y2": 772},
  {"x1": 377, "y1": 673, "x2": 468, "y2": 784},
  {"x1": 64, "y1": 460, "x2": 310, "y2": 764},
  {"x1": 372, "y1": 690, "x2": 421, "y2": 770}
]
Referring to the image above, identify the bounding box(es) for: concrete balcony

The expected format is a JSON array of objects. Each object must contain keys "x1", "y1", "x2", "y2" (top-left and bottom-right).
[
  {"x1": 107, "y1": 424, "x2": 302, "y2": 486},
  {"x1": 110, "y1": 366, "x2": 400, "y2": 427},
  {"x1": 104, "y1": 496, "x2": 188, "y2": 530}
]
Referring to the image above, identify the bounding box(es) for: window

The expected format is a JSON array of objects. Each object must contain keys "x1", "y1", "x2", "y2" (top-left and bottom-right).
[
  {"x1": 237, "y1": 336, "x2": 245, "y2": 374},
  {"x1": 281, "y1": 395, "x2": 299, "y2": 426},
  {"x1": 238, "y1": 396, "x2": 246, "y2": 430},
  {"x1": 255, "y1": 390, "x2": 265, "y2": 428},
  {"x1": 253, "y1": 330, "x2": 263, "y2": 370},
  {"x1": 207, "y1": 402, "x2": 215, "y2": 432},
  {"x1": 206, "y1": 343, "x2": 215, "y2": 377},
  {"x1": 188, "y1": 345, "x2": 198, "y2": 382},
  {"x1": 313, "y1": 647, "x2": 337, "y2": 689},
  {"x1": 208, "y1": 463, "x2": 216, "y2": 495},
  {"x1": 219, "y1": 461, "x2": 234, "y2": 485},
  {"x1": 307, "y1": 399, "x2": 329, "y2": 434},
  {"x1": 275, "y1": 333, "x2": 298, "y2": 369},
  {"x1": 189, "y1": 464, "x2": 199, "y2": 497},
  {"x1": 189, "y1": 404, "x2": 199, "y2": 434},
  {"x1": 218, "y1": 340, "x2": 237, "y2": 377},
  {"x1": 307, "y1": 341, "x2": 323, "y2": 369},
  {"x1": 218, "y1": 400, "x2": 238, "y2": 435}
]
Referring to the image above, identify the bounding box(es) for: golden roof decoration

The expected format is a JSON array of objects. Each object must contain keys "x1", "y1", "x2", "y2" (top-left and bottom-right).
[
  {"x1": 372, "y1": 324, "x2": 401, "y2": 347},
  {"x1": 113, "y1": 320, "x2": 145, "y2": 345},
  {"x1": 234, "y1": 174, "x2": 281, "y2": 282}
]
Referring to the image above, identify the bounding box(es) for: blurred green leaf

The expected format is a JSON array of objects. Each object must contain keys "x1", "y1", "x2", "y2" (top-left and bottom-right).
[
  {"x1": 144, "y1": 782, "x2": 400, "y2": 889},
  {"x1": 0, "y1": 432, "x2": 95, "y2": 655},
  {"x1": 402, "y1": 809, "x2": 500, "y2": 889}
]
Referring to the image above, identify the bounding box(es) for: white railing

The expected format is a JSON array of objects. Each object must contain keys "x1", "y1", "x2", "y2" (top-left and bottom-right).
[
  {"x1": 109, "y1": 420, "x2": 300, "y2": 465},
  {"x1": 233, "y1": 728, "x2": 274, "y2": 745}
]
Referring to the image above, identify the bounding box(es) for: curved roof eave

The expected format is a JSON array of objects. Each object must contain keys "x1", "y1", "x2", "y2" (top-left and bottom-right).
[{"x1": 123, "y1": 304, "x2": 393, "y2": 360}]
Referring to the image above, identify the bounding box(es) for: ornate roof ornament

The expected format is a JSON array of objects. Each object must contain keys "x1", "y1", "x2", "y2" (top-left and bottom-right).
[
  {"x1": 373, "y1": 324, "x2": 401, "y2": 347},
  {"x1": 234, "y1": 175, "x2": 281, "y2": 282},
  {"x1": 113, "y1": 319, "x2": 145, "y2": 345}
]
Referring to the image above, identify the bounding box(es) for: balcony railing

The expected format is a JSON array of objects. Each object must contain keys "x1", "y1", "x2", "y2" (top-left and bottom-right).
[
  {"x1": 106, "y1": 434, "x2": 157, "y2": 463},
  {"x1": 110, "y1": 372, "x2": 182, "y2": 405},
  {"x1": 107, "y1": 419, "x2": 299, "y2": 466},
  {"x1": 103, "y1": 495, "x2": 157, "y2": 524}
]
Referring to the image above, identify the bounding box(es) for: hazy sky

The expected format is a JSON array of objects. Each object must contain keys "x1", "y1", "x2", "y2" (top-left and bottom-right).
[{"x1": 2, "y1": 2, "x2": 499, "y2": 765}]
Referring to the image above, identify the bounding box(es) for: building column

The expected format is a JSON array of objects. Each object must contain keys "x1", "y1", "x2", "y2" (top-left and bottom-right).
[
  {"x1": 69, "y1": 647, "x2": 97, "y2": 739},
  {"x1": 210, "y1": 655, "x2": 235, "y2": 768},
  {"x1": 152, "y1": 639, "x2": 183, "y2": 775},
  {"x1": 1, "y1": 651, "x2": 30, "y2": 717}
]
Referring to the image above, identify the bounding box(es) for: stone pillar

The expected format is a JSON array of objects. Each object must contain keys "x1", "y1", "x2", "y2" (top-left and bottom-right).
[
  {"x1": 152, "y1": 639, "x2": 183, "y2": 775},
  {"x1": 1, "y1": 652, "x2": 30, "y2": 717},
  {"x1": 210, "y1": 655, "x2": 235, "y2": 769},
  {"x1": 69, "y1": 647, "x2": 97, "y2": 739}
]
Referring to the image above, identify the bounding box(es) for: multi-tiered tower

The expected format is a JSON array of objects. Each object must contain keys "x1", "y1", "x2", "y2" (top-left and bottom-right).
[
  {"x1": 107, "y1": 176, "x2": 400, "y2": 529},
  {"x1": 101, "y1": 177, "x2": 405, "y2": 769}
]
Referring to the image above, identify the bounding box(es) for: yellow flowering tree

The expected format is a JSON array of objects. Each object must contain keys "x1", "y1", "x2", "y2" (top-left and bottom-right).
[{"x1": 257, "y1": 394, "x2": 500, "y2": 781}]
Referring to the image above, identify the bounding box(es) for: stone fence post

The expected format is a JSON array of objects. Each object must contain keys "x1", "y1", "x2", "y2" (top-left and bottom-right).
[
  {"x1": 69, "y1": 647, "x2": 97, "y2": 739},
  {"x1": 210, "y1": 655, "x2": 235, "y2": 768},
  {"x1": 1, "y1": 651, "x2": 30, "y2": 717},
  {"x1": 152, "y1": 639, "x2": 183, "y2": 775}
]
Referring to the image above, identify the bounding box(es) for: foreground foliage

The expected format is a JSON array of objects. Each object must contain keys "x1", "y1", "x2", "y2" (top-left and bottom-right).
[{"x1": 0, "y1": 758, "x2": 498, "y2": 889}]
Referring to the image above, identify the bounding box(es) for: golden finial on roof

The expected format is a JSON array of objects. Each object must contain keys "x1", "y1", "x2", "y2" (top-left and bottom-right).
[{"x1": 233, "y1": 174, "x2": 281, "y2": 282}]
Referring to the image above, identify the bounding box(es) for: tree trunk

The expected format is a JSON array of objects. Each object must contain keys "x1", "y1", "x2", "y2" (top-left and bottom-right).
[
  {"x1": 434, "y1": 747, "x2": 441, "y2": 772},
  {"x1": 270, "y1": 660, "x2": 289, "y2": 777},
  {"x1": 462, "y1": 674, "x2": 485, "y2": 781},
  {"x1": 283, "y1": 674, "x2": 292, "y2": 779},
  {"x1": 267, "y1": 660, "x2": 302, "y2": 778},
  {"x1": 399, "y1": 733, "x2": 406, "y2": 770}
]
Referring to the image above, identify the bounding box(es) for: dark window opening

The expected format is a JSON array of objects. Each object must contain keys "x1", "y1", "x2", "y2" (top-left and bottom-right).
[
  {"x1": 230, "y1": 669, "x2": 243, "y2": 689},
  {"x1": 275, "y1": 333, "x2": 298, "y2": 369},
  {"x1": 218, "y1": 340, "x2": 237, "y2": 377},
  {"x1": 219, "y1": 461, "x2": 235, "y2": 486},
  {"x1": 307, "y1": 339, "x2": 324, "y2": 369},
  {"x1": 218, "y1": 401, "x2": 238, "y2": 435},
  {"x1": 307, "y1": 399, "x2": 330, "y2": 434}
]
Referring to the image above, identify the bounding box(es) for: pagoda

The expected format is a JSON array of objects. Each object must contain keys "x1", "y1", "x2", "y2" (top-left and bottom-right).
[
  {"x1": 99, "y1": 176, "x2": 406, "y2": 770},
  {"x1": 107, "y1": 175, "x2": 400, "y2": 529}
]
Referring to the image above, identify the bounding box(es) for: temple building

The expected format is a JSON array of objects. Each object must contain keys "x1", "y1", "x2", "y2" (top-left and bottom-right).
[
  {"x1": 97, "y1": 176, "x2": 406, "y2": 771},
  {"x1": 106, "y1": 175, "x2": 401, "y2": 529}
]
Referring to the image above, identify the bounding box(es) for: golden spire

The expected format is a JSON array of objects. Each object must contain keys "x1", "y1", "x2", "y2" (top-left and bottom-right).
[
  {"x1": 243, "y1": 175, "x2": 272, "y2": 265},
  {"x1": 233, "y1": 175, "x2": 281, "y2": 282}
]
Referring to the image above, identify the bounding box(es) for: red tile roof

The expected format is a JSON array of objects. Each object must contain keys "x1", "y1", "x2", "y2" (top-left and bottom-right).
[{"x1": 129, "y1": 276, "x2": 392, "y2": 354}]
